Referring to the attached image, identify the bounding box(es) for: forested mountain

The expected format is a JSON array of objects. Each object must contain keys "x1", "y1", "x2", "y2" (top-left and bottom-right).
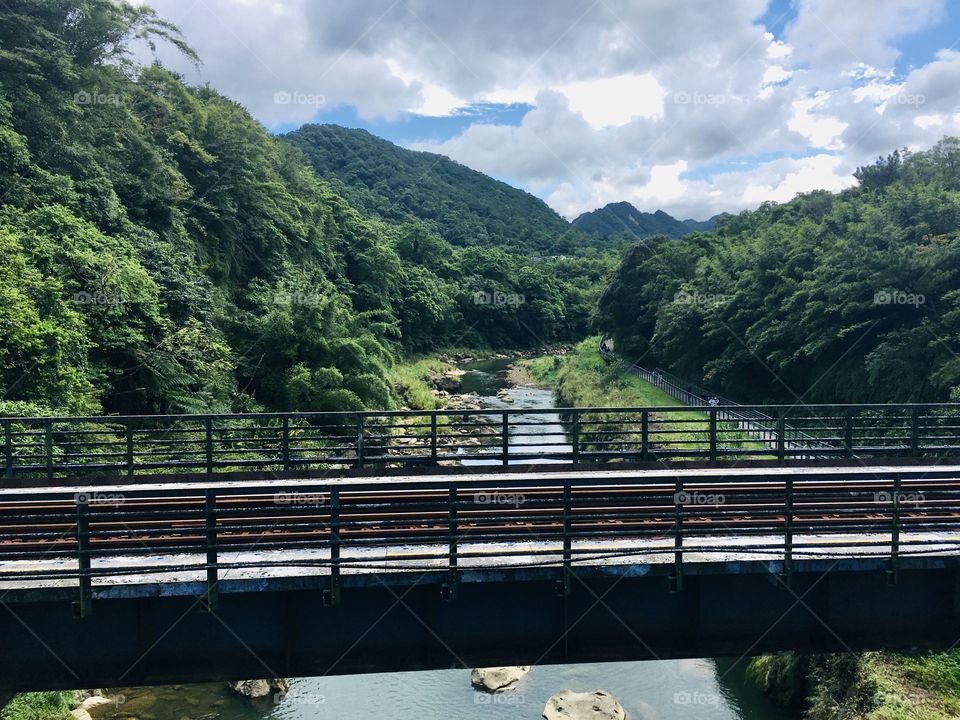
[
  {"x1": 285, "y1": 124, "x2": 595, "y2": 253},
  {"x1": 597, "y1": 142, "x2": 960, "y2": 403},
  {"x1": 573, "y1": 202, "x2": 718, "y2": 240},
  {"x1": 0, "y1": 0, "x2": 613, "y2": 417}
]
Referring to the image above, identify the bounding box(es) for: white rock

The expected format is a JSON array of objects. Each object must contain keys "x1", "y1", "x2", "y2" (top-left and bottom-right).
[
  {"x1": 471, "y1": 666, "x2": 531, "y2": 692},
  {"x1": 71, "y1": 710, "x2": 92, "y2": 720},
  {"x1": 228, "y1": 679, "x2": 288, "y2": 698},
  {"x1": 78, "y1": 697, "x2": 114, "y2": 712},
  {"x1": 543, "y1": 690, "x2": 626, "y2": 720}
]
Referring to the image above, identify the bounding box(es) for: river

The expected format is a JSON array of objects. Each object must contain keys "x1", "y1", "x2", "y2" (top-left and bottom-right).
[{"x1": 92, "y1": 356, "x2": 797, "y2": 720}]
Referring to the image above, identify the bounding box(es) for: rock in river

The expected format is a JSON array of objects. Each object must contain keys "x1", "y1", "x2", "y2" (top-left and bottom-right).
[
  {"x1": 228, "y1": 679, "x2": 289, "y2": 698},
  {"x1": 471, "y1": 666, "x2": 530, "y2": 692},
  {"x1": 543, "y1": 690, "x2": 626, "y2": 720}
]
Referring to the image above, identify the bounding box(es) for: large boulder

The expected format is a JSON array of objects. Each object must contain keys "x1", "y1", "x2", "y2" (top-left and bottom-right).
[
  {"x1": 471, "y1": 666, "x2": 530, "y2": 692},
  {"x1": 430, "y1": 373, "x2": 462, "y2": 393},
  {"x1": 543, "y1": 690, "x2": 626, "y2": 720},
  {"x1": 228, "y1": 679, "x2": 289, "y2": 698}
]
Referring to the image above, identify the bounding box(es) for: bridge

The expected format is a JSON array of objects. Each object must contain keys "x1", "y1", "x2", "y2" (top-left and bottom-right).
[{"x1": 2, "y1": 404, "x2": 960, "y2": 693}]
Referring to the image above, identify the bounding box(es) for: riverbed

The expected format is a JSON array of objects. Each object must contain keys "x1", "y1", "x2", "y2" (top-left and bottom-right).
[{"x1": 92, "y1": 356, "x2": 797, "y2": 720}]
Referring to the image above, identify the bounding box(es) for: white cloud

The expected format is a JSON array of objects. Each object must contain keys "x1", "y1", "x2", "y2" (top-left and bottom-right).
[{"x1": 137, "y1": 0, "x2": 960, "y2": 220}]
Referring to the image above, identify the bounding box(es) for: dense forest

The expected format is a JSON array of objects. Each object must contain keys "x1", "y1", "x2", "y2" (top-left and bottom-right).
[
  {"x1": 597, "y1": 142, "x2": 960, "y2": 403},
  {"x1": 0, "y1": 0, "x2": 615, "y2": 418}
]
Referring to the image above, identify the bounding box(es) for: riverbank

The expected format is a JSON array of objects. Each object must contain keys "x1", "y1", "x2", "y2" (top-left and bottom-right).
[{"x1": 748, "y1": 651, "x2": 960, "y2": 720}]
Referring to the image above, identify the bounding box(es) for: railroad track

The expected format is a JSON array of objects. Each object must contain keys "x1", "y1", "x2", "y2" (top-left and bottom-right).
[{"x1": 2, "y1": 475, "x2": 958, "y2": 557}]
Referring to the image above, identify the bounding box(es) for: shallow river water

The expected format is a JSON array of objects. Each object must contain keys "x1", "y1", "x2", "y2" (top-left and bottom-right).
[{"x1": 96, "y1": 357, "x2": 797, "y2": 720}]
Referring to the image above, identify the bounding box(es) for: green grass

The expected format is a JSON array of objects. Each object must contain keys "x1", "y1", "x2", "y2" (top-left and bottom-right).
[
  {"x1": 1, "y1": 693, "x2": 73, "y2": 720},
  {"x1": 548, "y1": 338, "x2": 768, "y2": 457},
  {"x1": 748, "y1": 652, "x2": 960, "y2": 720},
  {"x1": 387, "y1": 357, "x2": 455, "y2": 410}
]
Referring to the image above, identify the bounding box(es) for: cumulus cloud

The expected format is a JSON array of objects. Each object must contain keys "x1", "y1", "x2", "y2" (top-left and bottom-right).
[{"x1": 137, "y1": 0, "x2": 960, "y2": 219}]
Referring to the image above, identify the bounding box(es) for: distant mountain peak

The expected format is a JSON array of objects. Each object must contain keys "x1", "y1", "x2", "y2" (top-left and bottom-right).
[{"x1": 572, "y1": 201, "x2": 717, "y2": 240}]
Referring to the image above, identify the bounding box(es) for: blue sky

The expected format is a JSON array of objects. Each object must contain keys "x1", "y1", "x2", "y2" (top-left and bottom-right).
[{"x1": 145, "y1": 0, "x2": 960, "y2": 220}]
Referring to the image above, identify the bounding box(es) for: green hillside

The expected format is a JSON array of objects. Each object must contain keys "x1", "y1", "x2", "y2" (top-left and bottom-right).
[
  {"x1": 597, "y1": 144, "x2": 960, "y2": 403},
  {"x1": 573, "y1": 202, "x2": 719, "y2": 240},
  {"x1": 284, "y1": 123, "x2": 595, "y2": 253}
]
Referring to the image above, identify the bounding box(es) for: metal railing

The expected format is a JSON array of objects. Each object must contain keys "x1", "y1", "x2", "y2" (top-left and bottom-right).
[
  {"x1": 628, "y1": 365, "x2": 836, "y2": 457},
  {"x1": 3, "y1": 466, "x2": 959, "y2": 612},
  {"x1": 2, "y1": 404, "x2": 960, "y2": 483}
]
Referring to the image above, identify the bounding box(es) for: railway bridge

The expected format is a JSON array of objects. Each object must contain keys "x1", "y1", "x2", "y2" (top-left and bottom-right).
[{"x1": 2, "y1": 403, "x2": 960, "y2": 693}]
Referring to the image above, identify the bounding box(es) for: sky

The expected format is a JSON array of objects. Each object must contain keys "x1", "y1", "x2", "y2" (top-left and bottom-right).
[{"x1": 136, "y1": 0, "x2": 960, "y2": 221}]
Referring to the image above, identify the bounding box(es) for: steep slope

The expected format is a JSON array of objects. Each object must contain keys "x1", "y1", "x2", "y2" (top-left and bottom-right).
[
  {"x1": 573, "y1": 201, "x2": 718, "y2": 239},
  {"x1": 284, "y1": 124, "x2": 593, "y2": 253}
]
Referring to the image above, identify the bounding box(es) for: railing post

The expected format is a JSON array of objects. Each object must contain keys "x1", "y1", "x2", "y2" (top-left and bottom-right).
[
  {"x1": 843, "y1": 408, "x2": 854, "y2": 458},
  {"x1": 783, "y1": 474, "x2": 793, "y2": 587},
  {"x1": 501, "y1": 413, "x2": 509, "y2": 467},
  {"x1": 709, "y1": 408, "x2": 717, "y2": 461},
  {"x1": 4, "y1": 420, "x2": 12, "y2": 481},
  {"x1": 561, "y1": 480, "x2": 572, "y2": 596},
  {"x1": 355, "y1": 415, "x2": 365, "y2": 469},
  {"x1": 889, "y1": 473, "x2": 900, "y2": 585},
  {"x1": 446, "y1": 486, "x2": 458, "y2": 600},
  {"x1": 641, "y1": 411, "x2": 650, "y2": 461},
  {"x1": 910, "y1": 407, "x2": 920, "y2": 456},
  {"x1": 571, "y1": 410, "x2": 580, "y2": 465},
  {"x1": 76, "y1": 496, "x2": 92, "y2": 618},
  {"x1": 45, "y1": 421, "x2": 53, "y2": 481},
  {"x1": 204, "y1": 417, "x2": 214, "y2": 476},
  {"x1": 205, "y1": 489, "x2": 219, "y2": 612},
  {"x1": 672, "y1": 476, "x2": 683, "y2": 592},
  {"x1": 282, "y1": 416, "x2": 290, "y2": 472},
  {"x1": 328, "y1": 487, "x2": 341, "y2": 605},
  {"x1": 430, "y1": 413, "x2": 438, "y2": 465},
  {"x1": 125, "y1": 421, "x2": 134, "y2": 477},
  {"x1": 777, "y1": 410, "x2": 786, "y2": 463}
]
